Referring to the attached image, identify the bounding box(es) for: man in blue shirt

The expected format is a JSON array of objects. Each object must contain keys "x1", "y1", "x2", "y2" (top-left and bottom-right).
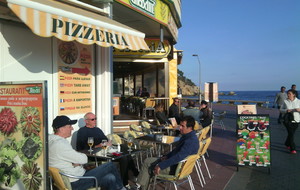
[{"x1": 135, "y1": 116, "x2": 199, "y2": 189}]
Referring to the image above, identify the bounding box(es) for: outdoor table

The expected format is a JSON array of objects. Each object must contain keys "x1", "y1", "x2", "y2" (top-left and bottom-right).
[
  {"x1": 79, "y1": 145, "x2": 143, "y2": 166},
  {"x1": 151, "y1": 125, "x2": 180, "y2": 136},
  {"x1": 150, "y1": 125, "x2": 165, "y2": 133},
  {"x1": 136, "y1": 134, "x2": 180, "y2": 157}
]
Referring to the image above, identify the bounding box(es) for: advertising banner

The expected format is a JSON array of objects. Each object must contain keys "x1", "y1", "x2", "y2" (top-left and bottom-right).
[
  {"x1": 236, "y1": 114, "x2": 271, "y2": 170},
  {"x1": 204, "y1": 82, "x2": 218, "y2": 102},
  {"x1": 57, "y1": 40, "x2": 93, "y2": 115},
  {"x1": 0, "y1": 81, "x2": 47, "y2": 190}
]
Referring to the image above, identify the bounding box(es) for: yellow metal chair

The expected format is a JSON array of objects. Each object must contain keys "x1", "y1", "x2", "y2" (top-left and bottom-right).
[
  {"x1": 196, "y1": 137, "x2": 212, "y2": 185},
  {"x1": 141, "y1": 121, "x2": 153, "y2": 134},
  {"x1": 194, "y1": 120, "x2": 202, "y2": 131},
  {"x1": 107, "y1": 133, "x2": 123, "y2": 145},
  {"x1": 150, "y1": 154, "x2": 199, "y2": 190},
  {"x1": 198, "y1": 125, "x2": 211, "y2": 141},
  {"x1": 194, "y1": 140, "x2": 205, "y2": 187},
  {"x1": 143, "y1": 98, "x2": 155, "y2": 119},
  {"x1": 49, "y1": 167, "x2": 98, "y2": 190}
]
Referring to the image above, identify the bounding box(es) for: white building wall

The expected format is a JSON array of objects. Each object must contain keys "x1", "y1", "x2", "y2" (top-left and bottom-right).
[
  {"x1": 0, "y1": 22, "x2": 55, "y2": 131},
  {"x1": 0, "y1": 21, "x2": 112, "y2": 140}
]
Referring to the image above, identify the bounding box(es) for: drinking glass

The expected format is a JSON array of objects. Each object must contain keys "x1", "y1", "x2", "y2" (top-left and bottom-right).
[
  {"x1": 102, "y1": 140, "x2": 108, "y2": 156},
  {"x1": 88, "y1": 137, "x2": 94, "y2": 153},
  {"x1": 127, "y1": 137, "x2": 133, "y2": 152}
]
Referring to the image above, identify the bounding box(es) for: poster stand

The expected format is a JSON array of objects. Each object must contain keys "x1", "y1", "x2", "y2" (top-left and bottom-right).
[
  {"x1": 0, "y1": 81, "x2": 48, "y2": 189},
  {"x1": 236, "y1": 114, "x2": 271, "y2": 174}
]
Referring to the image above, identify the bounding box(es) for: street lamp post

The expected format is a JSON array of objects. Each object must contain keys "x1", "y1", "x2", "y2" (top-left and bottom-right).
[{"x1": 192, "y1": 54, "x2": 201, "y2": 103}]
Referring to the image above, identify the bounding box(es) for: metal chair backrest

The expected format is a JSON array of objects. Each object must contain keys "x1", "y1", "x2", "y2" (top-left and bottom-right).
[
  {"x1": 200, "y1": 137, "x2": 212, "y2": 156},
  {"x1": 49, "y1": 167, "x2": 70, "y2": 190},
  {"x1": 145, "y1": 98, "x2": 155, "y2": 108},
  {"x1": 197, "y1": 140, "x2": 205, "y2": 155},
  {"x1": 194, "y1": 121, "x2": 201, "y2": 131},
  {"x1": 130, "y1": 124, "x2": 142, "y2": 132},
  {"x1": 123, "y1": 130, "x2": 139, "y2": 139},
  {"x1": 198, "y1": 125, "x2": 211, "y2": 141},
  {"x1": 107, "y1": 134, "x2": 123, "y2": 145},
  {"x1": 141, "y1": 121, "x2": 151, "y2": 129},
  {"x1": 177, "y1": 154, "x2": 199, "y2": 179},
  {"x1": 141, "y1": 121, "x2": 152, "y2": 134},
  {"x1": 218, "y1": 111, "x2": 226, "y2": 119}
]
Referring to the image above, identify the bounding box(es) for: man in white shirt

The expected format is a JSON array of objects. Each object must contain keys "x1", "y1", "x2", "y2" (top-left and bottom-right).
[
  {"x1": 49, "y1": 115, "x2": 127, "y2": 190},
  {"x1": 274, "y1": 86, "x2": 287, "y2": 123}
]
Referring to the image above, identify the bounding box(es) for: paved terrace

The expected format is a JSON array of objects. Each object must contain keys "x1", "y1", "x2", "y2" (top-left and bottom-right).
[{"x1": 152, "y1": 104, "x2": 300, "y2": 190}]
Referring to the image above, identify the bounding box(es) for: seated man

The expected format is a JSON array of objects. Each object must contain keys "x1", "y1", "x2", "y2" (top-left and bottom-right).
[
  {"x1": 182, "y1": 100, "x2": 201, "y2": 123},
  {"x1": 49, "y1": 115, "x2": 126, "y2": 190},
  {"x1": 168, "y1": 98, "x2": 181, "y2": 125},
  {"x1": 200, "y1": 100, "x2": 213, "y2": 127},
  {"x1": 135, "y1": 116, "x2": 199, "y2": 189},
  {"x1": 77, "y1": 112, "x2": 139, "y2": 186},
  {"x1": 155, "y1": 103, "x2": 170, "y2": 125}
]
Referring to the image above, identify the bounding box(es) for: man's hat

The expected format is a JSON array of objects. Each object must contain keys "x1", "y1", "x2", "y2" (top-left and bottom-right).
[{"x1": 52, "y1": 115, "x2": 77, "y2": 129}]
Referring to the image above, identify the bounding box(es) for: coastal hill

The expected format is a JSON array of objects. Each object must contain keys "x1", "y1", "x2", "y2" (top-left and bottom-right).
[
  {"x1": 177, "y1": 69, "x2": 235, "y2": 96},
  {"x1": 178, "y1": 79, "x2": 199, "y2": 96},
  {"x1": 178, "y1": 69, "x2": 199, "y2": 96}
]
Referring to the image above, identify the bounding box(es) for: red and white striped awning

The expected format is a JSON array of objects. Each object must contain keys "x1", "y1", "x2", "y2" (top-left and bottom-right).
[{"x1": 7, "y1": 0, "x2": 149, "y2": 50}]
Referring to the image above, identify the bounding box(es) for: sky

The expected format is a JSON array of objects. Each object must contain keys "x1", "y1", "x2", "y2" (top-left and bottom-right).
[{"x1": 176, "y1": 0, "x2": 300, "y2": 91}]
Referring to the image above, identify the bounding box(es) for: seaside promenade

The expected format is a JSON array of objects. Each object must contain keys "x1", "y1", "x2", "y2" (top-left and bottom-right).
[{"x1": 152, "y1": 104, "x2": 300, "y2": 190}]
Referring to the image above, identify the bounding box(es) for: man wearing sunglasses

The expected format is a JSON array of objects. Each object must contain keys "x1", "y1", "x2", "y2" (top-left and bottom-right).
[
  {"x1": 76, "y1": 112, "x2": 139, "y2": 187},
  {"x1": 76, "y1": 112, "x2": 108, "y2": 150},
  {"x1": 49, "y1": 115, "x2": 127, "y2": 190},
  {"x1": 168, "y1": 98, "x2": 181, "y2": 125}
]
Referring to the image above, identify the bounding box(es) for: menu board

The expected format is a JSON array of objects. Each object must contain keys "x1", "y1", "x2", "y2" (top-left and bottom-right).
[
  {"x1": 57, "y1": 40, "x2": 93, "y2": 114},
  {"x1": 236, "y1": 114, "x2": 271, "y2": 168},
  {"x1": 0, "y1": 82, "x2": 47, "y2": 190}
]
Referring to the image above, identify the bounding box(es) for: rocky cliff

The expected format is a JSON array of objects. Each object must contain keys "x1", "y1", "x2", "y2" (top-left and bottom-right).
[{"x1": 178, "y1": 79, "x2": 199, "y2": 96}]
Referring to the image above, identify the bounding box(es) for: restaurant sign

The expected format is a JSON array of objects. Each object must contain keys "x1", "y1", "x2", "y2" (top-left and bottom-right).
[
  {"x1": 7, "y1": 0, "x2": 149, "y2": 51},
  {"x1": 52, "y1": 18, "x2": 129, "y2": 47},
  {"x1": 113, "y1": 38, "x2": 171, "y2": 58},
  {"x1": 130, "y1": 0, "x2": 156, "y2": 16},
  {"x1": 116, "y1": 0, "x2": 169, "y2": 25}
]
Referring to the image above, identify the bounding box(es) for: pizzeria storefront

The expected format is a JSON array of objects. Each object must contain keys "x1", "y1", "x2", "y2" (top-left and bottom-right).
[
  {"x1": 0, "y1": 0, "x2": 148, "y2": 189},
  {"x1": 112, "y1": 0, "x2": 182, "y2": 115}
]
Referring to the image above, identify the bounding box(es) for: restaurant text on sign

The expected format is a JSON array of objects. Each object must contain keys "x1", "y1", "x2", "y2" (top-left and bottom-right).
[
  {"x1": 52, "y1": 18, "x2": 129, "y2": 46},
  {"x1": 130, "y1": 0, "x2": 156, "y2": 16}
]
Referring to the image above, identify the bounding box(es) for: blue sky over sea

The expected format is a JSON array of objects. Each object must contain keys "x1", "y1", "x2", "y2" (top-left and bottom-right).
[{"x1": 176, "y1": 0, "x2": 300, "y2": 91}]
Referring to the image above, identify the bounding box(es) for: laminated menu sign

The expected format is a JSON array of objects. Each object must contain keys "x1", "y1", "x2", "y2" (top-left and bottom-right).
[
  {"x1": 57, "y1": 40, "x2": 93, "y2": 114},
  {"x1": 236, "y1": 114, "x2": 271, "y2": 169},
  {"x1": 0, "y1": 81, "x2": 47, "y2": 190}
]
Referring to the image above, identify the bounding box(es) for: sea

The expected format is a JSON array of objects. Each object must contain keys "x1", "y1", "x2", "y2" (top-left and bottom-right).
[{"x1": 183, "y1": 91, "x2": 279, "y2": 108}]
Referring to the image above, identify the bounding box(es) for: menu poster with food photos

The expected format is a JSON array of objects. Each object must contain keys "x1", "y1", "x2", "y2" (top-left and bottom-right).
[
  {"x1": 0, "y1": 82, "x2": 47, "y2": 190},
  {"x1": 57, "y1": 40, "x2": 93, "y2": 115},
  {"x1": 236, "y1": 114, "x2": 271, "y2": 169}
]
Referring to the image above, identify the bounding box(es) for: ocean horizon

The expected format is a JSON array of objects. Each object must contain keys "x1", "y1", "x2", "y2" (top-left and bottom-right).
[{"x1": 183, "y1": 90, "x2": 281, "y2": 108}]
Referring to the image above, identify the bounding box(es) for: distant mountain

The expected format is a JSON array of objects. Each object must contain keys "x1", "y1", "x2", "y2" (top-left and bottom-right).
[{"x1": 178, "y1": 69, "x2": 199, "y2": 96}]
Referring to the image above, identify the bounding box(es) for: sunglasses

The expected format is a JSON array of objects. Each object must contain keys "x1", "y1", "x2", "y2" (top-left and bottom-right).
[{"x1": 88, "y1": 118, "x2": 97, "y2": 121}]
